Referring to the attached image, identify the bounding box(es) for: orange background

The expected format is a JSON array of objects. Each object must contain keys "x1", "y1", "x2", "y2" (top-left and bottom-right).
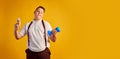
[{"x1": 0, "y1": 0, "x2": 120, "y2": 59}]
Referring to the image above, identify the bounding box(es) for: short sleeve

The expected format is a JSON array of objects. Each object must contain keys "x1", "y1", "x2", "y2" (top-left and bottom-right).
[
  {"x1": 44, "y1": 21, "x2": 52, "y2": 36},
  {"x1": 19, "y1": 22, "x2": 30, "y2": 37},
  {"x1": 47, "y1": 23, "x2": 52, "y2": 31},
  {"x1": 19, "y1": 25, "x2": 27, "y2": 37},
  {"x1": 46, "y1": 22, "x2": 52, "y2": 31}
]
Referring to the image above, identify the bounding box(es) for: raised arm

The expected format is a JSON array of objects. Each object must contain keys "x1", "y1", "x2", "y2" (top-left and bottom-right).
[{"x1": 14, "y1": 18, "x2": 23, "y2": 40}]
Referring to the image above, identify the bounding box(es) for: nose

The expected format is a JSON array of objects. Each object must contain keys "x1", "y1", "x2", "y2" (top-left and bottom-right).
[{"x1": 36, "y1": 12, "x2": 40, "y2": 15}]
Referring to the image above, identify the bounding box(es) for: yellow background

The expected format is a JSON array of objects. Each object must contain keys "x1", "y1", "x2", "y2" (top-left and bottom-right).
[{"x1": 0, "y1": 0, "x2": 120, "y2": 59}]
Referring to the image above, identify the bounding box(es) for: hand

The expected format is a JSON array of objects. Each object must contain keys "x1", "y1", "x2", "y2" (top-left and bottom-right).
[
  {"x1": 52, "y1": 28, "x2": 57, "y2": 35},
  {"x1": 14, "y1": 18, "x2": 21, "y2": 31},
  {"x1": 49, "y1": 29, "x2": 57, "y2": 42}
]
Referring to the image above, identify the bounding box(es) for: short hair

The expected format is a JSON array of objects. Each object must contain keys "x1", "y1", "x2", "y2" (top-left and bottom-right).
[{"x1": 34, "y1": 6, "x2": 45, "y2": 13}]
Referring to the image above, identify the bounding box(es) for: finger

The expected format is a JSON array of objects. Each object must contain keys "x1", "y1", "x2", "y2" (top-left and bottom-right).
[
  {"x1": 15, "y1": 23, "x2": 20, "y2": 27},
  {"x1": 52, "y1": 29, "x2": 57, "y2": 34}
]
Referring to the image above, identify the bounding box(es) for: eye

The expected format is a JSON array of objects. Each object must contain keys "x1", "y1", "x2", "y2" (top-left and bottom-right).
[
  {"x1": 40, "y1": 11, "x2": 43, "y2": 14},
  {"x1": 37, "y1": 11, "x2": 40, "y2": 12}
]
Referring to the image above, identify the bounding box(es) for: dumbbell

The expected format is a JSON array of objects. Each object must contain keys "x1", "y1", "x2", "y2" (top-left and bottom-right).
[{"x1": 48, "y1": 27, "x2": 60, "y2": 36}]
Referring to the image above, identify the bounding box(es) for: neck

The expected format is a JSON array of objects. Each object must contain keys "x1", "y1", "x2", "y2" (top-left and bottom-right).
[{"x1": 34, "y1": 18, "x2": 42, "y2": 22}]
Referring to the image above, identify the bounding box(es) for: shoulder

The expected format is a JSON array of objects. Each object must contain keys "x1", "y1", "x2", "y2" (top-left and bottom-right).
[
  {"x1": 26, "y1": 22, "x2": 32, "y2": 26},
  {"x1": 24, "y1": 21, "x2": 33, "y2": 29},
  {"x1": 43, "y1": 20, "x2": 52, "y2": 30},
  {"x1": 43, "y1": 20, "x2": 51, "y2": 26}
]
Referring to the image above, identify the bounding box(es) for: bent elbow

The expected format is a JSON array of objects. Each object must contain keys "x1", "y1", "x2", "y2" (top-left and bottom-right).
[
  {"x1": 15, "y1": 36, "x2": 20, "y2": 40},
  {"x1": 16, "y1": 38, "x2": 19, "y2": 40},
  {"x1": 52, "y1": 38, "x2": 56, "y2": 42}
]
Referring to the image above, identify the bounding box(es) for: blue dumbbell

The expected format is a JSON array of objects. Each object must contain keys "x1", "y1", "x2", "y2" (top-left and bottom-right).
[{"x1": 48, "y1": 27, "x2": 60, "y2": 36}]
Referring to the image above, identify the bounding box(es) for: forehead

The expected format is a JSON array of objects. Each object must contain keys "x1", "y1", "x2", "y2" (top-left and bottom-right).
[{"x1": 36, "y1": 8, "x2": 44, "y2": 11}]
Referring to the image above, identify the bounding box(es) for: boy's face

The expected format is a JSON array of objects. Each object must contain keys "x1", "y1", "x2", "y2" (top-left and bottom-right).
[{"x1": 34, "y1": 8, "x2": 44, "y2": 20}]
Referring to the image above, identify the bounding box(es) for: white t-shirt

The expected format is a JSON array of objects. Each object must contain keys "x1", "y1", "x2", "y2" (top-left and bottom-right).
[{"x1": 20, "y1": 20, "x2": 52, "y2": 52}]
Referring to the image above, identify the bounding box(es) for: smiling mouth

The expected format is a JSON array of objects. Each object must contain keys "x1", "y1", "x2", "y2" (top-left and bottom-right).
[{"x1": 36, "y1": 14, "x2": 41, "y2": 16}]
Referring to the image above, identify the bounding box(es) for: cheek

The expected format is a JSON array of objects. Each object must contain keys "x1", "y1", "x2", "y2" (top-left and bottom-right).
[
  {"x1": 42, "y1": 13, "x2": 44, "y2": 16},
  {"x1": 34, "y1": 12, "x2": 37, "y2": 16},
  {"x1": 35, "y1": 12, "x2": 39, "y2": 14},
  {"x1": 40, "y1": 13, "x2": 44, "y2": 17},
  {"x1": 41, "y1": 14, "x2": 44, "y2": 16}
]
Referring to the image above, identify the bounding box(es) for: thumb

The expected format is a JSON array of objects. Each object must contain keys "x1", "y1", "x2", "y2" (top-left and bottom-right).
[{"x1": 17, "y1": 18, "x2": 21, "y2": 26}]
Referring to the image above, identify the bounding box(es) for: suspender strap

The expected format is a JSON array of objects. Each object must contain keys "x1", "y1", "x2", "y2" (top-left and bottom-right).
[
  {"x1": 27, "y1": 21, "x2": 33, "y2": 46},
  {"x1": 41, "y1": 20, "x2": 47, "y2": 47}
]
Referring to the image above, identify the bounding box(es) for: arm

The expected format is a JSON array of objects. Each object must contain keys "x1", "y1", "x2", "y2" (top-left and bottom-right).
[
  {"x1": 49, "y1": 29, "x2": 57, "y2": 42},
  {"x1": 14, "y1": 23, "x2": 23, "y2": 40},
  {"x1": 14, "y1": 30, "x2": 23, "y2": 40}
]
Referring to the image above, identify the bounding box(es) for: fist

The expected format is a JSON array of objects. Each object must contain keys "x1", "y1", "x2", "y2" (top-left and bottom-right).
[
  {"x1": 14, "y1": 18, "x2": 21, "y2": 31},
  {"x1": 52, "y1": 29, "x2": 57, "y2": 35}
]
